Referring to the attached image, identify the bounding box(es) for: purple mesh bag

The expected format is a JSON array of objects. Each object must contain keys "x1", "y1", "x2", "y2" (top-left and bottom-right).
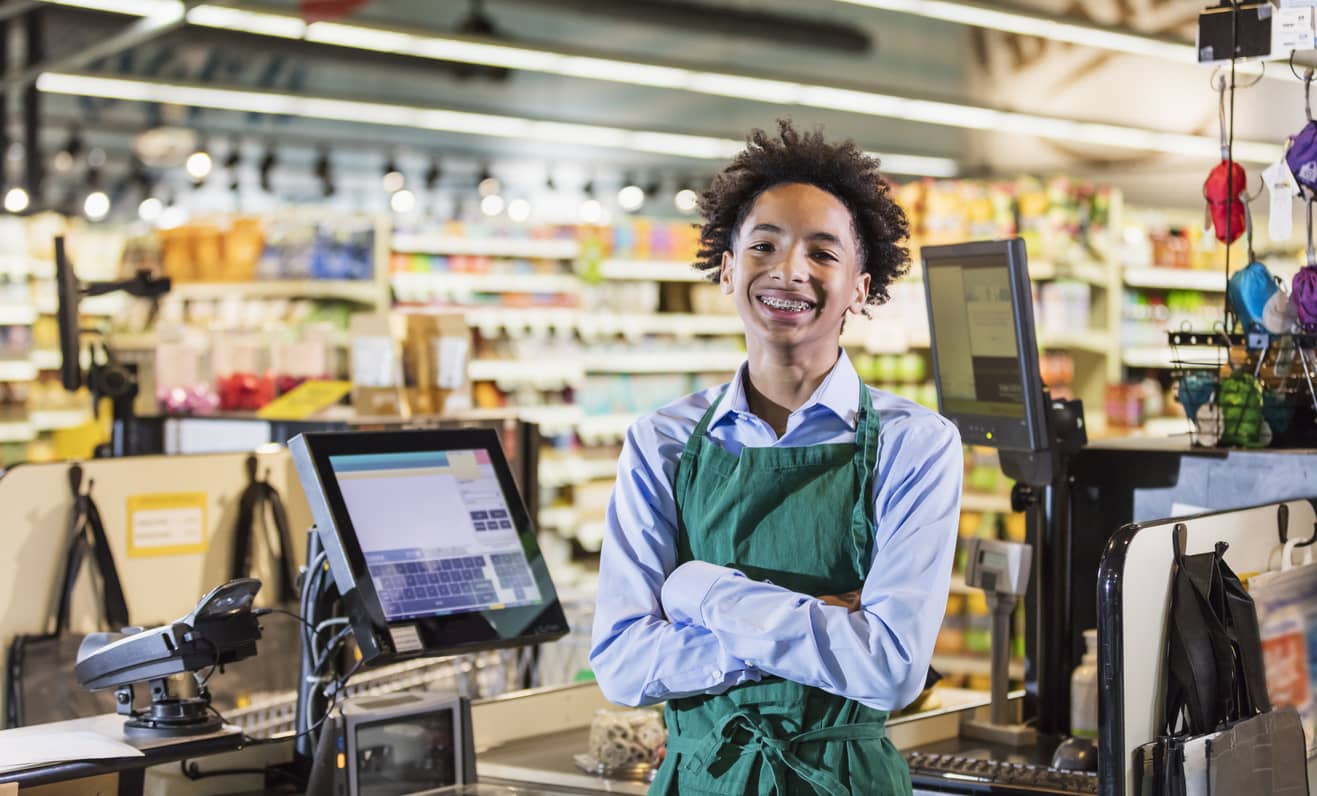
[
  {"x1": 1288, "y1": 121, "x2": 1317, "y2": 195},
  {"x1": 1295, "y1": 266, "x2": 1317, "y2": 330}
]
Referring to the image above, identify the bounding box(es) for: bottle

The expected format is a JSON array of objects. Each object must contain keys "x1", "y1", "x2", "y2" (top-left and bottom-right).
[{"x1": 1071, "y1": 629, "x2": 1099, "y2": 738}]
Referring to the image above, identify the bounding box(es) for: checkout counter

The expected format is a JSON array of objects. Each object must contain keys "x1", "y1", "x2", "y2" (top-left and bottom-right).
[{"x1": 4, "y1": 236, "x2": 1317, "y2": 795}]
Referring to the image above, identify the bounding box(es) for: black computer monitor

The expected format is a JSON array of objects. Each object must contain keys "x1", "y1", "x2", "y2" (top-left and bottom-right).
[
  {"x1": 54, "y1": 236, "x2": 82, "y2": 391},
  {"x1": 921, "y1": 238, "x2": 1049, "y2": 452},
  {"x1": 289, "y1": 429, "x2": 569, "y2": 665}
]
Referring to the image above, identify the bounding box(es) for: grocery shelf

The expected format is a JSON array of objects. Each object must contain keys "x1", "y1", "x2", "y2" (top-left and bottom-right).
[
  {"x1": 30, "y1": 349, "x2": 61, "y2": 370},
  {"x1": 0, "y1": 305, "x2": 37, "y2": 326},
  {"x1": 392, "y1": 234, "x2": 580, "y2": 260},
  {"x1": 539, "y1": 455, "x2": 619, "y2": 488},
  {"x1": 0, "y1": 360, "x2": 37, "y2": 382},
  {"x1": 0, "y1": 420, "x2": 35, "y2": 443},
  {"x1": 35, "y1": 294, "x2": 125, "y2": 316},
  {"x1": 1136, "y1": 416, "x2": 1195, "y2": 437},
  {"x1": 1038, "y1": 330, "x2": 1111, "y2": 354},
  {"x1": 30, "y1": 409, "x2": 91, "y2": 430},
  {"x1": 513, "y1": 404, "x2": 585, "y2": 436},
  {"x1": 169, "y1": 280, "x2": 381, "y2": 304},
  {"x1": 575, "y1": 413, "x2": 640, "y2": 443},
  {"x1": 1123, "y1": 267, "x2": 1227, "y2": 292},
  {"x1": 931, "y1": 654, "x2": 1025, "y2": 679},
  {"x1": 597, "y1": 260, "x2": 706, "y2": 282},
  {"x1": 583, "y1": 351, "x2": 743, "y2": 374},
  {"x1": 463, "y1": 307, "x2": 744, "y2": 338},
  {"x1": 392, "y1": 271, "x2": 581, "y2": 296},
  {"x1": 960, "y1": 492, "x2": 1013, "y2": 513},
  {"x1": 537, "y1": 506, "x2": 579, "y2": 531},
  {"x1": 1122, "y1": 345, "x2": 1221, "y2": 369},
  {"x1": 468, "y1": 358, "x2": 584, "y2": 387}
]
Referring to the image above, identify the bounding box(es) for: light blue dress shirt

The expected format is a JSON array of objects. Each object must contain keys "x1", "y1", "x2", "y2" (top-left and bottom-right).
[{"x1": 589, "y1": 350, "x2": 964, "y2": 712}]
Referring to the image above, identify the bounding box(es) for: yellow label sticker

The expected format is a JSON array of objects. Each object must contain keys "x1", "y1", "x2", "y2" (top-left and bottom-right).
[
  {"x1": 256, "y1": 380, "x2": 352, "y2": 420},
  {"x1": 127, "y1": 492, "x2": 208, "y2": 557}
]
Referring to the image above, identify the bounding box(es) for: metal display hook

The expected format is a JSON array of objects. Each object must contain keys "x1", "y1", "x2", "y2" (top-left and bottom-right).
[{"x1": 1289, "y1": 52, "x2": 1315, "y2": 122}]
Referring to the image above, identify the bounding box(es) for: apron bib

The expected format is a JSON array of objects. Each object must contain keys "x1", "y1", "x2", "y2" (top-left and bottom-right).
[{"x1": 651, "y1": 385, "x2": 912, "y2": 795}]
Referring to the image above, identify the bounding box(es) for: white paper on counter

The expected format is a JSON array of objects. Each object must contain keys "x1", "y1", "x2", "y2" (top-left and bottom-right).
[{"x1": 0, "y1": 729, "x2": 143, "y2": 774}]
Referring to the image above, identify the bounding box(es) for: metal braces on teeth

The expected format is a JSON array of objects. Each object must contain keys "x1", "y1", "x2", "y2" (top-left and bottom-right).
[{"x1": 760, "y1": 296, "x2": 811, "y2": 311}]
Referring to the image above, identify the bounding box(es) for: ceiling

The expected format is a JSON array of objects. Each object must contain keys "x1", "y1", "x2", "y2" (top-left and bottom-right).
[{"x1": 17, "y1": 0, "x2": 1317, "y2": 212}]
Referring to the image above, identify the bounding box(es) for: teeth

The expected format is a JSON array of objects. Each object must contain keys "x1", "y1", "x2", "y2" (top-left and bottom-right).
[{"x1": 760, "y1": 296, "x2": 811, "y2": 312}]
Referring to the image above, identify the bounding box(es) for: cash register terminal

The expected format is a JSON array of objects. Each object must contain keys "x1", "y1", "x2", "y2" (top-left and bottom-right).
[
  {"x1": 913, "y1": 239, "x2": 1096, "y2": 795},
  {"x1": 290, "y1": 428, "x2": 570, "y2": 794}
]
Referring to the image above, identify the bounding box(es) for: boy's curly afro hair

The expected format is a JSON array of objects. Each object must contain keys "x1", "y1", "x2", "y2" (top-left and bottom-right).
[{"x1": 695, "y1": 119, "x2": 911, "y2": 305}]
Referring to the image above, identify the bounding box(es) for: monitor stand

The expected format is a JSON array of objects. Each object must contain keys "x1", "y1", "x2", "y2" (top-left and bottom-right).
[{"x1": 984, "y1": 394, "x2": 1086, "y2": 744}]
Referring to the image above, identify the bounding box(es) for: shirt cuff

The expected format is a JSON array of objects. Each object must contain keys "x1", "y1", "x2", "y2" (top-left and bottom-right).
[{"x1": 661, "y1": 560, "x2": 742, "y2": 627}]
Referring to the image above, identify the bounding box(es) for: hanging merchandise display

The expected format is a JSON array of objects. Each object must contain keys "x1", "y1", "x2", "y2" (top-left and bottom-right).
[
  {"x1": 1289, "y1": 67, "x2": 1317, "y2": 331},
  {"x1": 1294, "y1": 198, "x2": 1317, "y2": 330},
  {"x1": 1227, "y1": 199, "x2": 1297, "y2": 335},
  {"x1": 1218, "y1": 370, "x2": 1268, "y2": 448},
  {"x1": 1205, "y1": 161, "x2": 1249, "y2": 245}
]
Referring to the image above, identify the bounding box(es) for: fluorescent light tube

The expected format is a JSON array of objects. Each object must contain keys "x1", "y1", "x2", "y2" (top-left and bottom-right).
[
  {"x1": 185, "y1": 6, "x2": 306, "y2": 39},
  {"x1": 34, "y1": 72, "x2": 960, "y2": 176},
  {"x1": 37, "y1": 1, "x2": 1276, "y2": 162},
  {"x1": 834, "y1": 0, "x2": 1195, "y2": 62}
]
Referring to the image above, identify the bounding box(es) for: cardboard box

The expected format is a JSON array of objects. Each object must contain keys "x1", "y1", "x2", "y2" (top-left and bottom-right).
[
  {"x1": 350, "y1": 313, "x2": 402, "y2": 416},
  {"x1": 400, "y1": 309, "x2": 470, "y2": 417},
  {"x1": 350, "y1": 310, "x2": 470, "y2": 417}
]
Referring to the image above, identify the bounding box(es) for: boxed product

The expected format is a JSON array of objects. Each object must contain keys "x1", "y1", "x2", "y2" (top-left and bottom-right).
[
  {"x1": 350, "y1": 313, "x2": 402, "y2": 416},
  {"x1": 399, "y1": 309, "x2": 471, "y2": 416}
]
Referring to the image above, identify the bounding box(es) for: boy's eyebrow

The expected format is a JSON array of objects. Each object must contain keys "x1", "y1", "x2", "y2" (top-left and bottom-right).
[
  {"x1": 749, "y1": 223, "x2": 784, "y2": 235},
  {"x1": 807, "y1": 231, "x2": 845, "y2": 248}
]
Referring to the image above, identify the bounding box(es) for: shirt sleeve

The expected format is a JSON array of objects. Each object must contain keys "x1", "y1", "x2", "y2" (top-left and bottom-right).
[
  {"x1": 660, "y1": 413, "x2": 962, "y2": 711},
  {"x1": 589, "y1": 416, "x2": 761, "y2": 707}
]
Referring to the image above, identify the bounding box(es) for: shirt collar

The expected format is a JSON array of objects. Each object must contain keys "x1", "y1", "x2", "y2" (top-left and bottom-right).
[{"x1": 709, "y1": 349, "x2": 862, "y2": 431}]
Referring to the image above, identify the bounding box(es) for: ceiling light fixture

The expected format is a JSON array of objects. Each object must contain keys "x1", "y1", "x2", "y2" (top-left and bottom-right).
[
  {"x1": 138, "y1": 196, "x2": 163, "y2": 222},
  {"x1": 424, "y1": 157, "x2": 442, "y2": 190},
  {"x1": 4, "y1": 187, "x2": 29, "y2": 214},
  {"x1": 833, "y1": 0, "x2": 1194, "y2": 62},
  {"x1": 674, "y1": 188, "x2": 698, "y2": 214},
  {"x1": 34, "y1": 73, "x2": 964, "y2": 176},
  {"x1": 315, "y1": 146, "x2": 335, "y2": 197},
  {"x1": 33, "y1": 2, "x2": 1253, "y2": 160},
  {"x1": 382, "y1": 153, "x2": 405, "y2": 193},
  {"x1": 185, "y1": 147, "x2": 213, "y2": 181},
  {"x1": 259, "y1": 144, "x2": 277, "y2": 193},
  {"x1": 618, "y1": 183, "x2": 645, "y2": 212},
  {"x1": 507, "y1": 197, "x2": 531, "y2": 222},
  {"x1": 480, "y1": 194, "x2": 505, "y2": 216},
  {"x1": 84, "y1": 189, "x2": 110, "y2": 221},
  {"x1": 390, "y1": 188, "x2": 416, "y2": 214}
]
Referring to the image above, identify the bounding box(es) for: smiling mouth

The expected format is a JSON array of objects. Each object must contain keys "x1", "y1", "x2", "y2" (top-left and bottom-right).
[{"x1": 757, "y1": 295, "x2": 816, "y2": 313}]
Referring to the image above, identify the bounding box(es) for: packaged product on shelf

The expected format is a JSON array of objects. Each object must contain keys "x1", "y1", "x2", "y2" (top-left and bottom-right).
[
  {"x1": 1251, "y1": 562, "x2": 1317, "y2": 751},
  {"x1": 350, "y1": 313, "x2": 402, "y2": 415},
  {"x1": 400, "y1": 310, "x2": 471, "y2": 416},
  {"x1": 212, "y1": 334, "x2": 276, "y2": 411},
  {"x1": 270, "y1": 335, "x2": 331, "y2": 396},
  {"x1": 154, "y1": 328, "x2": 217, "y2": 415}
]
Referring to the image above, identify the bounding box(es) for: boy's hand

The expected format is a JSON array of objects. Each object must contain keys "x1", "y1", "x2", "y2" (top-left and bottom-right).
[{"x1": 816, "y1": 590, "x2": 862, "y2": 612}]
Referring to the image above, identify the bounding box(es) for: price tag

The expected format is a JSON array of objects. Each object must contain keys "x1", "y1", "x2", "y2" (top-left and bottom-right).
[
  {"x1": 127, "y1": 492, "x2": 208, "y2": 557},
  {"x1": 257, "y1": 380, "x2": 352, "y2": 420}
]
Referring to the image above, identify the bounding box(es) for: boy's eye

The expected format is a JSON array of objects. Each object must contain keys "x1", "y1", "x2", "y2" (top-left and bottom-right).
[
  {"x1": 812, "y1": 251, "x2": 837, "y2": 262},
  {"x1": 749, "y1": 242, "x2": 774, "y2": 252}
]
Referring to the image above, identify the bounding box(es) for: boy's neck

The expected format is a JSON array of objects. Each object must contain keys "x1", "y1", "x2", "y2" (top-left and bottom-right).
[{"x1": 743, "y1": 338, "x2": 841, "y2": 437}]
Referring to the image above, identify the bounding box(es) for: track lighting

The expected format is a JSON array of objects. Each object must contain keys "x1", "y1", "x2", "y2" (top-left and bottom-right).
[
  {"x1": 52, "y1": 127, "x2": 82, "y2": 174},
  {"x1": 4, "y1": 187, "x2": 29, "y2": 214},
  {"x1": 424, "y1": 157, "x2": 442, "y2": 190},
  {"x1": 315, "y1": 146, "x2": 335, "y2": 197},
  {"x1": 259, "y1": 144, "x2": 276, "y2": 193},
  {"x1": 617, "y1": 182, "x2": 645, "y2": 212}
]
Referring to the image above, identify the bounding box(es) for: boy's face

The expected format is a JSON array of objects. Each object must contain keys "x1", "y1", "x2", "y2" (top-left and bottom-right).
[{"x1": 721, "y1": 182, "x2": 869, "y2": 356}]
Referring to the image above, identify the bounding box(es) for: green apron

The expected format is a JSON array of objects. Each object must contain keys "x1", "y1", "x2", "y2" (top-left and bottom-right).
[{"x1": 651, "y1": 384, "x2": 912, "y2": 796}]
